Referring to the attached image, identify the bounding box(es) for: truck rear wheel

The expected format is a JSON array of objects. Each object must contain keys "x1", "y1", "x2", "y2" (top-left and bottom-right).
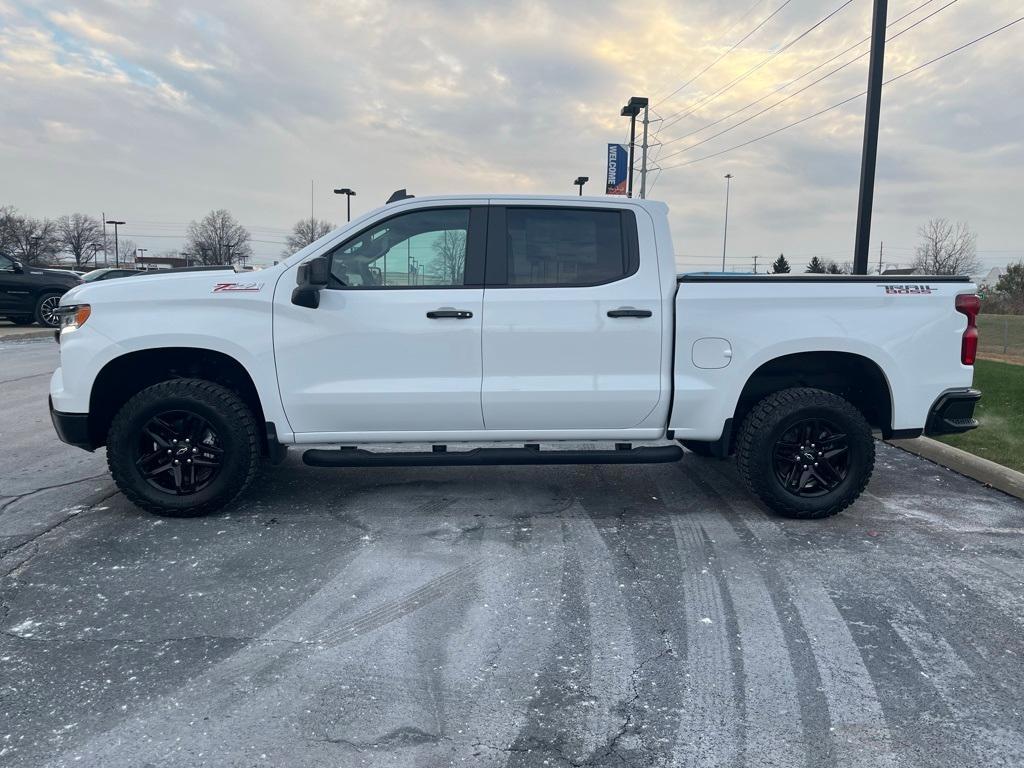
[
  {"x1": 106, "y1": 379, "x2": 260, "y2": 517},
  {"x1": 735, "y1": 387, "x2": 874, "y2": 519}
]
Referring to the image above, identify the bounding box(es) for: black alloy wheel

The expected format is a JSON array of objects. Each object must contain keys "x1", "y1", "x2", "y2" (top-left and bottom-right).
[
  {"x1": 771, "y1": 418, "x2": 849, "y2": 497},
  {"x1": 136, "y1": 410, "x2": 225, "y2": 495}
]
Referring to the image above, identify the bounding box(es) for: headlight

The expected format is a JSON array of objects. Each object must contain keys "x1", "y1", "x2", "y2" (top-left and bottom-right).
[{"x1": 59, "y1": 304, "x2": 91, "y2": 332}]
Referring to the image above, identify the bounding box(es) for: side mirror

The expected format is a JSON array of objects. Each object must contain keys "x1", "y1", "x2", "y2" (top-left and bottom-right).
[
  {"x1": 291, "y1": 255, "x2": 330, "y2": 308},
  {"x1": 12, "y1": 260, "x2": 24, "y2": 273}
]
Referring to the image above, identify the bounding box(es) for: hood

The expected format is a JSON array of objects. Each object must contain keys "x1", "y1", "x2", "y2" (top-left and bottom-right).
[
  {"x1": 28, "y1": 266, "x2": 81, "y2": 282},
  {"x1": 59, "y1": 264, "x2": 281, "y2": 307}
]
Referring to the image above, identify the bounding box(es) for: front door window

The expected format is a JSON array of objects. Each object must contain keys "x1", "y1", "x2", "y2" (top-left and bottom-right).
[{"x1": 328, "y1": 208, "x2": 470, "y2": 288}]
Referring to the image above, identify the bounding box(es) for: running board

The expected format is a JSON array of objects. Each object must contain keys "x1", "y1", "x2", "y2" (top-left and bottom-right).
[{"x1": 302, "y1": 444, "x2": 684, "y2": 468}]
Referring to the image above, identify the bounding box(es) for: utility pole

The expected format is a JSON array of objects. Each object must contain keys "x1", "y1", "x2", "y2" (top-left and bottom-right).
[
  {"x1": 105, "y1": 219, "x2": 125, "y2": 267},
  {"x1": 853, "y1": 0, "x2": 888, "y2": 274},
  {"x1": 878, "y1": 241, "x2": 884, "y2": 274},
  {"x1": 638, "y1": 100, "x2": 650, "y2": 199},
  {"x1": 721, "y1": 174, "x2": 734, "y2": 272},
  {"x1": 752, "y1": 254, "x2": 759, "y2": 274}
]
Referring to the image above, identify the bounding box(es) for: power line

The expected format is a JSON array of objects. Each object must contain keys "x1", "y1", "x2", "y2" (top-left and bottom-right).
[
  {"x1": 654, "y1": 0, "x2": 795, "y2": 109},
  {"x1": 659, "y1": 0, "x2": 857, "y2": 134},
  {"x1": 658, "y1": 0, "x2": 960, "y2": 164},
  {"x1": 657, "y1": 0, "x2": 945, "y2": 150},
  {"x1": 655, "y1": 10, "x2": 1024, "y2": 169},
  {"x1": 651, "y1": 0, "x2": 769, "y2": 103}
]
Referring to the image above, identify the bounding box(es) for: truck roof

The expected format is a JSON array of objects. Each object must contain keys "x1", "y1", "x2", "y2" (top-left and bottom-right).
[{"x1": 383, "y1": 193, "x2": 668, "y2": 211}]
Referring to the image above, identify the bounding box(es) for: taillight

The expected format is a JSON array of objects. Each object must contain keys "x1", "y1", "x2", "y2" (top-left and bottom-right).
[{"x1": 955, "y1": 294, "x2": 980, "y2": 365}]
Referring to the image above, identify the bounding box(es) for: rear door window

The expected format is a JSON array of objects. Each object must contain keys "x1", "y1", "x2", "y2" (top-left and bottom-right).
[{"x1": 505, "y1": 208, "x2": 628, "y2": 287}]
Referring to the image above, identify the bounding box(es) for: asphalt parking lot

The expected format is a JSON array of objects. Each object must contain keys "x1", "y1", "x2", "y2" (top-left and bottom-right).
[{"x1": 2, "y1": 337, "x2": 1023, "y2": 767}]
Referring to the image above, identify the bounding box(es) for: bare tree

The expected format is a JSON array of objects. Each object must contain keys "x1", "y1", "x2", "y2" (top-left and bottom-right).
[
  {"x1": 185, "y1": 209, "x2": 253, "y2": 265},
  {"x1": 58, "y1": 213, "x2": 105, "y2": 268},
  {"x1": 283, "y1": 218, "x2": 335, "y2": 258},
  {"x1": 430, "y1": 230, "x2": 467, "y2": 285},
  {"x1": 0, "y1": 206, "x2": 19, "y2": 257},
  {"x1": 913, "y1": 218, "x2": 981, "y2": 275},
  {"x1": 116, "y1": 239, "x2": 139, "y2": 267},
  {"x1": 7, "y1": 214, "x2": 60, "y2": 265}
]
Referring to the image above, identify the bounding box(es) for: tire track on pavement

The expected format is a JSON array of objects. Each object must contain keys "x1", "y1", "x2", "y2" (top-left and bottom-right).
[
  {"x1": 659, "y1": 466, "x2": 810, "y2": 768},
  {"x1": 696, "y1": 460, "x2": 898, "y2": 768},
  {"x1": 573, "y1": 465, "x2": 685, "y2": 766},
  {"x1": 43, "y1": 490, "x2": 490, "y2": 767}
]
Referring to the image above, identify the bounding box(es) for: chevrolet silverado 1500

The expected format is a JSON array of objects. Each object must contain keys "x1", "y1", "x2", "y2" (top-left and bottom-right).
[{"x1": 49, "y1": 195, "x2": 981, "y2": 519}]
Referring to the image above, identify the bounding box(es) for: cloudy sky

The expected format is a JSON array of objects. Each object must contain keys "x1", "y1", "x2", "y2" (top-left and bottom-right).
[{"x1": 1, "y1": 0, "x2": 1021, "y2": 271}]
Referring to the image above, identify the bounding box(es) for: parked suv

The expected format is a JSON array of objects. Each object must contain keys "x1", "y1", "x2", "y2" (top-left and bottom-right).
[{"x1": 0, "y1": 254, "x2": 82, "y2": 327}]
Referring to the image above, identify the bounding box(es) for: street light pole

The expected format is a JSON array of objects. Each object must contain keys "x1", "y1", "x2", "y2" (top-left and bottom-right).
[
  {"x1": 333, "y1": 188, "x2": 356, "y2": 222},
  {"x1": 105, "y1": 220, "x2": 125, "y2": 267},
  {"x1": 620, "y1": 97, "x2": 649, "y2": 199},
  {"x1": 721, "y1": 174, "x2": 734, "y2": 272},
  {"x1": 620, "y1": 104, "x2": 640, "y2": 198},
  {"x1": 573, "y1": 176, "x2": 589, "y2": 196}
]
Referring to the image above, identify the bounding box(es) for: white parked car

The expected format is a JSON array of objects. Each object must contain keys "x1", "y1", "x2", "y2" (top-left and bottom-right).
[{"x1": 49, "y1": 194, "x2": 980, "y2": 519}]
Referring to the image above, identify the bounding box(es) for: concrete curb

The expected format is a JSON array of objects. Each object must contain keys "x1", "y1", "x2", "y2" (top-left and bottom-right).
[
  {"x1": 0, "y1": 327, "x2": 54, "y2": 341},
  {"x1": 887, "y1": 436, "x2": 1024, "y2": 501}
]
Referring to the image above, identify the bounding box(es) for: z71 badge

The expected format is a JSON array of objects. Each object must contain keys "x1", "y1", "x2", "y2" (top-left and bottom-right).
[
  {"x1": 212, "y1": 282, "x2": 264, "y2": 293},
  {"x1": 879, "y1": 284, "x2": 934, "y2": 295}
]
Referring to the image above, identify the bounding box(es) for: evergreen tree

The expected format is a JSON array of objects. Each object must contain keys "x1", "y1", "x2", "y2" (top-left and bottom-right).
[
  {"x1": 771, "y1": 253, "x2": 791, "y2": 274},
  {"x1": 805, "y1": 256, "x2": 826, "y2": 273}
]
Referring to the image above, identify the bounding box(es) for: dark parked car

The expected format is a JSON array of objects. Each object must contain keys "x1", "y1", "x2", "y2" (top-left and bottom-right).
[{"x1": 0, "y1": 254, "x2": 82, "y2": 327}]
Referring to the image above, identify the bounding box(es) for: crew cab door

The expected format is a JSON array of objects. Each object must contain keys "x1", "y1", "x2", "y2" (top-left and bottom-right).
[
  {"x1": 273, "y1": 205, "x2": 487, "y2": 437},
  {"x1": 481, "y1": 204, "x2": 664, "y2": 431}
]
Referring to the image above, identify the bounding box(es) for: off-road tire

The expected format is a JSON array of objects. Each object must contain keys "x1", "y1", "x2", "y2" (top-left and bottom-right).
[
  {"x1": 34, "y1": 292, "x2": 62, "y2": 327},
  {"x1": 107, "y1": 378, "x2": 260, "y2": 517},
  {"x1": 735, "y1": 387, "x2": 874, "y2": 519}
]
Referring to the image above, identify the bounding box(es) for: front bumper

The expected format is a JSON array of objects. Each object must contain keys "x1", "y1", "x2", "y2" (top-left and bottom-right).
[
  {"x1": 49, "y1": 396, "x2": 95, "y2": 451},
  {"x1": 925, "y1": 388, "x2": 981, "y2": 436}
]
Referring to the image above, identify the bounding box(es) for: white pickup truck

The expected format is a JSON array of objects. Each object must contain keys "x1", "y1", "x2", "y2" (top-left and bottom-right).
[{"x1": 49, "y1": 194, "x2": 981, "y2": 520}]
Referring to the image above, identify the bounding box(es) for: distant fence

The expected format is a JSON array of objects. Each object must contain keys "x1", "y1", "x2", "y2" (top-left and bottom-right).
[{"x1": 978, "y1": 314, "x2": 1024, "y2": 361}]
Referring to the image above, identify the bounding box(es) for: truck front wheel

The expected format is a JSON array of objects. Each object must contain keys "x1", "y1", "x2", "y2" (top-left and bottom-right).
[
  {"x1": 735, "y1": 387, "x2": 874, "y2": 519},
  {"x1": 106, "y1": 379, "x2": 260, "y2": 517}
]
